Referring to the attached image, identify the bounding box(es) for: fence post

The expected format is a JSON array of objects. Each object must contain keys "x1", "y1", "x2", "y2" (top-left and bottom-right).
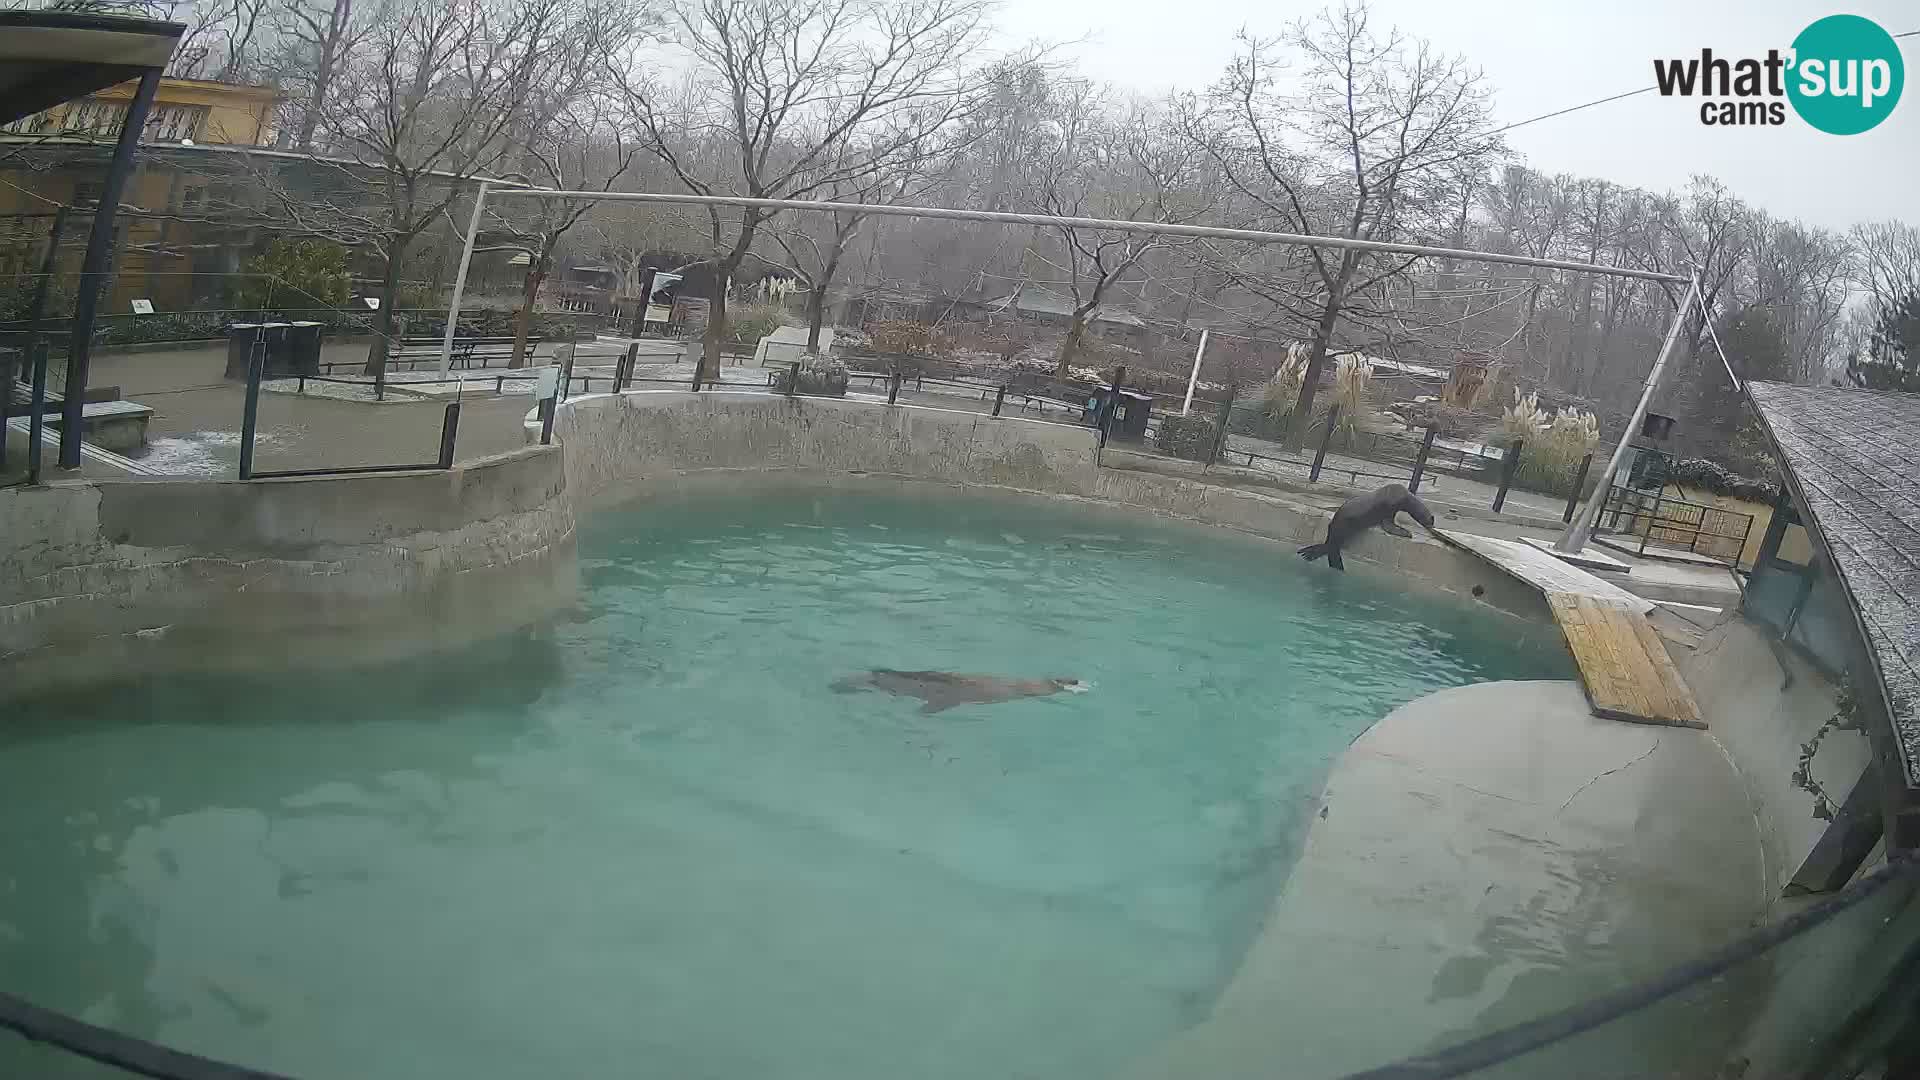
[
  {"x1": 557, "y1": 345, "x2": 576, "y2": 402},
  {"x1": 1205, "y1": 388, "x2": 1237, "y2": 466},
  {"x1": 1309, "y1": 403, "x2": 1340, "y2": 483},
  {"x1": 1492, "y1": 439, "x2": 1524, "y2": 513},
  {"x1": 437, "y1": 400, "x2": 461, "y2": 469},
  {"x1": 616, "y1": 342, "x2": 636, "y2": 393},
  {"x1": 1408, "y1": 426, "x2": 1438, "y2": 493},
  {"x1": 25, "y1": 342, "x2": 49, "y2": 484},
  {"x1": 1098, "y1": 365, "x2": 1128, "y2": 449},
  {"x1": 992, "y1": 384, "x2": 1007, "y2": 417},
  {"x1": 238, "y1": 350, "x2": 263, "y2": 480},
  {"x1": 0, "y1": 349, "x2": 11, "y2": 472},
  {"x1": 786, "y1": 361, "x2": 800, "y2": 398},
  {"x1": 1564, "y1": 452, "x2": 1594, "y2": 524},
  {"x1": 1641, "y1": 484, "x2": 1666, "y2": 556}
]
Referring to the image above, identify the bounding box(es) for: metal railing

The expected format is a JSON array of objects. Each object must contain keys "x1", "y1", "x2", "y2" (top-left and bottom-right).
[
  {"x1": 234, "y1": 342, "x2": 462, "y2": 481},
  {"x1": 1595, "y1": 484, "x2": 1755, "y2": 566}
]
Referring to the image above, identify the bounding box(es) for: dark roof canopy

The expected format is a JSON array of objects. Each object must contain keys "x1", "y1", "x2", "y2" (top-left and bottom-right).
[
  {"x1": 0, "y1": 10, "x2": 183, "y2": 128},
  {"x1": 1747, "y1": 382, "x2": 1920, "y2": 784}
]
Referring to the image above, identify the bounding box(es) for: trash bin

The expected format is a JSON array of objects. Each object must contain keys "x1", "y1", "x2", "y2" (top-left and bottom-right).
[
  {"x1": 258, "y1": 322, "x2": 291, "y2": 373},
  {"x1": 224, "y1": 323, "x2": 263, "y2": 380},
  {"x1": 285, "y1": 321, "x2": 324, "y2": 375},
  {"x1": 1080, "y1": 383, "x2": 1152, "y2": 442}
]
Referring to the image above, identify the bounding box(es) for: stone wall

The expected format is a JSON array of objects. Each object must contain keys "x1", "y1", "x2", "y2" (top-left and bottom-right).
[{"x1": 0, "y1": 446, "x2": 576, "y2": 701}]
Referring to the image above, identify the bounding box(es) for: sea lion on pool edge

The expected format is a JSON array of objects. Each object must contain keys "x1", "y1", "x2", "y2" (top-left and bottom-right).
[
  {"x1": 1297, "y1": 483, "x2": 1437, "y2": 572},
  {"x1": 830, "y1": 670, "x2": 1085, "y2": 714}
]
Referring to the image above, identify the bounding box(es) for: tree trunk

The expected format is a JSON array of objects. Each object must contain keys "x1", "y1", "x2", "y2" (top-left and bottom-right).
[
  {"x1": 362, "y1": 250, "x2": 403, "y2": 377},
  {"x1": 1286, "y1": 298, "x2": 1344, "y2": 448},
  {"x1": 701, "y1": 276, "x2": 729, "y2": 385},
  {"x1": 1055, "y1": 312, "x2": 1091, "y2": 381},
  {"x1": 805, "y1": 284, "x2": 828, "y2": 351},
  {"x1": 510, "y1": 262, "x2": 546, "y2": 369}
]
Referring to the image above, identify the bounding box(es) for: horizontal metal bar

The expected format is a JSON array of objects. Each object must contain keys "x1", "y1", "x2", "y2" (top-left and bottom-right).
[
  {"x1": 484, "y1": 188, "x2": 1689, "y2": 284},
  {"x1": 248, "y1": 461, "x2": 447, "y2": 479}
]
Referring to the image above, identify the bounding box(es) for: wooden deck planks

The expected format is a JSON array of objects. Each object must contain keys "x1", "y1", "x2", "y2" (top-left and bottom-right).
[
  {"x1": 1438, "y1": 530, "x2": 1703, "y2": 729},
  {"x1": 1547, "y1": 594, "x2": 1703, "y2": 728}
]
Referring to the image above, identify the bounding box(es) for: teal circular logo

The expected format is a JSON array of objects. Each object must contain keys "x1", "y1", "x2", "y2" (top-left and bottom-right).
[{"x1": 1787, "y1": 14, "x2": 1904, "y2": 135}]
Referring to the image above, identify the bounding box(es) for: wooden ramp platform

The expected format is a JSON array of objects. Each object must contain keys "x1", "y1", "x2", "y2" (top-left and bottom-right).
[{"x1": 1439, "y1": 530, "x2": 1704, "y2": 729}]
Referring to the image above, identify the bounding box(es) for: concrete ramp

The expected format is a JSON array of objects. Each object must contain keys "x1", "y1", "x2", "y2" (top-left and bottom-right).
[{"x1": 1438, "y1": 530, "x2": 1704, "y2": 729}]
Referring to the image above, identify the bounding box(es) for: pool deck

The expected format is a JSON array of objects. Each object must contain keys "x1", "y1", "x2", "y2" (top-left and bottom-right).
[
  {"x1": 1128, "y1": 681, "x2": 1766, "y2": 1080},
  {"x1": 1437, "y1": 529, "x2": 1705, "y2": 729}
]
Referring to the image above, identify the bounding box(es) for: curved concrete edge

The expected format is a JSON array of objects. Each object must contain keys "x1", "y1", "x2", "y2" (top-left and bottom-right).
[
  {"x1": 0, "y1": 446, "x2": 577, "y2": 701},
  {"x1": 1125, "y1": 680, "x2": 1768, "y2": 1080},
  {"x1": 1676, "y1": 616, "x2": 1872, "y2": 897},
  {"x1": 543, "y1": 390, "x2": 1559, "y2": 628}
]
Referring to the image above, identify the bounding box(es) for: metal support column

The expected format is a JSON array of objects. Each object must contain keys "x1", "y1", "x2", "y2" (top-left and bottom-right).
[
  {"x1": 1493, "y1": 439, "x2": 1524, "y2": 513},
  {"x1": 439, "y1": 181, "x2": 489, "y2": 376},
  {"x1": 1558, "y1": 271, "x2": 1702, "y2": 552},
  {"x1": 1180, "y1": 329, "x2": 1208, "y2": 416},
  {"x1": 1409, "y1": 426, "x2": 1438, "y2": 493},
  {"x1": 61, "y1": 69, "x2": 161, "y2": 470}
]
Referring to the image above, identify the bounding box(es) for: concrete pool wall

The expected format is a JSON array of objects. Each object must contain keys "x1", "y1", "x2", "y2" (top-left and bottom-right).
[
  {"x1": 547, "y1": 390, "x2": 1556, "y2": 625},
  {"x1": 0, "y1": 445, "x2": 575, "y2": 700}
]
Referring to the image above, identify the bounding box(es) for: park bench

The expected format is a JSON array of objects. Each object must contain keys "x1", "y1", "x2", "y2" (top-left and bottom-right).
[{"x1": 386, "y1": 336, "x2": 543, "y2": 371}]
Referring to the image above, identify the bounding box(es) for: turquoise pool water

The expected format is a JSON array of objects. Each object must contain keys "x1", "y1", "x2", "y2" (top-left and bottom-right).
[{"x1": 0, "y1": 489, "x2": 1570, "y2": 1079}]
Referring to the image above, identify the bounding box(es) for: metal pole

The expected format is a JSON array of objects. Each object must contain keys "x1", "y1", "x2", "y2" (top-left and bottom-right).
[
  {"x1": 1557, "y1": 272, "x2": 1702, "y2": 553},
  {"x1": 62, "y1": 69, "x2": 161, "y2": 470},
  {"x1": 887, "y1": 371, "x2": 901, "y2": 405},
  {"x1": 1493, "y1": 439, "x2": 1524, "y2": 513},
  {"x1": 785, "y1": 361, "x2": 799, "y2": 397},
  {"x1": 440, "y1": 181, "x2": 489, "y2": 376},
  {"x1": 483, "y1": 188, "x2": 1688, "y2": 285},
  {"x1": 0, "y1": 350, "x2": 11, "y2": 473},
  {"x1": 992, "y1": 384, "x2": 1006, "y2": 417},
  {"x1": 238, "y1": 350, "x2": 263, "y2": 480},
  {"x1": 1207, "y1": 387, "x2": 1236, "y2": 467},
  {"x1": 25, "y1": 341, "x2": 48, "y2": 484},
  {"x1": 1310, "y1": 404, "x2": 1340, "y2": 484},
  {"x1": 1181, "y1": 329, "x2": 1208, "y2": 416},
  {"x1": 1409, "y1": 426, "x2": 1438, "y2": 493},
  {"x1": 3, "y1": 206, "x2": 65, "y2": 473},
  {"x1": 1564, "y1": 453, "x2": 1594, "y2": 524}
]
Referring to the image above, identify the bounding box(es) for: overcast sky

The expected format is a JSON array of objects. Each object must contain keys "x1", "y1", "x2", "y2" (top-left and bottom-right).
[{"x1": 994, "y1": 0, "x2": 1918, "y2": 232}]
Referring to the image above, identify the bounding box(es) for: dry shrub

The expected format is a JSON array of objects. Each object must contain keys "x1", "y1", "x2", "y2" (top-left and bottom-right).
[
  {"x1": 1261, "y1": 346, "x2": 1308, "y2": 421},
  {"x1": 867, "y1": 319, "x2": 939, "y2": 355},
  {"x1": 1330, "y1": 353, "x2": 1372, "y2": 435},
  {"x1": 1495, "y1": 389, "x2": 1600, "y2": 496}
]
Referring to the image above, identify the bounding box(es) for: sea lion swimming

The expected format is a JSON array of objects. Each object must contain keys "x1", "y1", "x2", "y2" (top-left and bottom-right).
[
  {"x1": 1297, "y1": 483, "x2": 1437, "y2": 572},
  {"x1": 830, "y1": 670, "x2": 1086, "y2": 714}
]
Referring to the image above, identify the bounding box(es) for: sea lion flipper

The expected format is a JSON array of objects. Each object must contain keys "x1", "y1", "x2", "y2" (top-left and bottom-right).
[{"x1": 1381, "y1": 520, "x2": 1412, "y2": 539}]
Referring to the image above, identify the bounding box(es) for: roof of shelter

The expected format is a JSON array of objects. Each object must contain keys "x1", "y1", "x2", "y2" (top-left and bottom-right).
[
  {"x1": 1746, "y1": 381, "x2": 1920, "y2": 785},
  {"x1": 0, "y1": 11, "x2": 183, "y2": 128}
]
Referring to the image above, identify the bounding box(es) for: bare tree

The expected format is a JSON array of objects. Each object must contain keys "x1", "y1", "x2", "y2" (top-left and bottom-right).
[
  {"x1": 1852, "y1": 220, "x2": 1920, "y2": 319},
  {"x1": 275, "y1": 0, "x2": 374, "y2": 153},
  {"x1": 256, "y1": 0, "x2": 616, "y2": 375},
  {"x1": 1195, "y1": 2, "x2": 1503, "y2": 443},
  {"x1": 609, "y1": 0, "x2": 991, "y2": 383},
  {"x1": 490, "y1": 4, "x2": 650, "y2": 366},
  {"x1": 1025, "y1": 87, "x2": 1215, "y2": 379}
]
